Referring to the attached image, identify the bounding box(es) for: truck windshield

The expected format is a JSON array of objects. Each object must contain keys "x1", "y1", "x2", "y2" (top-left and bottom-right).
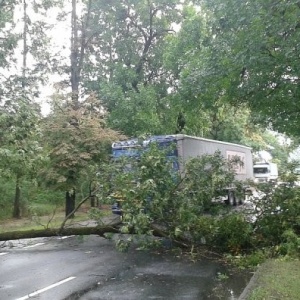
[
  {"x1": 112, "y1": 141, "x2": 179, "y2": 172},
  {"x1": 254, "y1": 167, "x2": 268, "y2": 174},
  {"x1": 112, "y1": 148, "x2": 140, "y2": 158}
]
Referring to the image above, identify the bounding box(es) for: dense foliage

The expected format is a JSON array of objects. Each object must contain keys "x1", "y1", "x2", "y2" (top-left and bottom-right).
[
  {"x1": 0, "y1": 0, "x2": 299, "y2": 261},
  {"x1": 102, "y1": 145, "x2": 299, "y2": 258},
  {"x1": 106, "y1": 144, "x2": 241, "y2": 242},
  {"x1": 195, "y1": 0, "x2": 300, "y2": 137}
]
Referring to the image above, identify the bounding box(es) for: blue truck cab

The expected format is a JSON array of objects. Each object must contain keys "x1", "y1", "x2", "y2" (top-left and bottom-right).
[{"x1": 111, "y1": 135, "x2": 180, "y2": 215}]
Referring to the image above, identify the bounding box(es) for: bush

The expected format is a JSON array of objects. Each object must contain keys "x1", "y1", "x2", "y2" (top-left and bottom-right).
[
  {"x1": 212, "y1": 214, "x2": 253, "y2": 254},
  {"x1": 27, "y1": 203, "x2": 59, "y2": 217},
  {"x1": 276, "y1": 229, "x2": 300, "y2": 257},
  {"x1": 0, "y1": 178, "x2": 15, "y2": 219},
  {"x1": 253, "y1": 184, "x2": 300, "y2": 246}
]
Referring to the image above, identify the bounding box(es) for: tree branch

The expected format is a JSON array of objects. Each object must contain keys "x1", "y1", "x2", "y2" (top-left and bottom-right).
[{"x1": 59, "y1": 185, "x2": 102, "y2": 232}]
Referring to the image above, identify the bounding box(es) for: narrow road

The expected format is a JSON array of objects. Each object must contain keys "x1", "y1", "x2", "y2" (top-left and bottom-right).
[
  {"x1": 0, "y1": 235, "x2": 127, "y2": 300},
  {"x1": 0, "y1": 235, "x2": 251, "y2": 300}
]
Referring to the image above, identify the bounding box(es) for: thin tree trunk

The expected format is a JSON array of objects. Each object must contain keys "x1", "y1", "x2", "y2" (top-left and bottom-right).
[
  {"x1": 89, "y1": 181, "x2": 96, "y2": 207},
  {"x1": 71, "y1": 0, "x2": 79, "y2": 108},
  {"x1": 65, "y1": 189, "x2": 76, "y2": 218},
  {"x1": 13, "y1": 175, "x2": 21, "y2": 219},
  {"x1": 22, "y1": 0, "x2": 27, "y2": 92}
]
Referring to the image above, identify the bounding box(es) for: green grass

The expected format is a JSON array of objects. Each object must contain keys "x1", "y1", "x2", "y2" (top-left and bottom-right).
[
  {"x1": 0, "y1": 204, "x2": 111, "y2": 233},
  {"x1": 248, "y1": 259, "x2": 300, "y2": 300},
  {"x1": 0, "y1": 212, "x2": 90, "y2": 233}
]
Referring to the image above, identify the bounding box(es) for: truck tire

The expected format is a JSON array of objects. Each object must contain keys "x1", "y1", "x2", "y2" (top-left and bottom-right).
[
  {"x1": 234, "y1": 195, "x2": 243, "y2": 205},
  {"x1": 227, "y1": 191, "x2": 236, "y2": 206},
  {"x1": 238, "y1": 196, "x2": 243, "y2": 205}
]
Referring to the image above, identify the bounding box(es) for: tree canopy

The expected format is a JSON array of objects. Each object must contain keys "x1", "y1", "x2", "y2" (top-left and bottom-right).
[
  {"x1": 196, "y1": 0, "x2": 300, "y2": 137},
  {"x1": 0, "y1": 0, "x2": 299, "y2": 220}
]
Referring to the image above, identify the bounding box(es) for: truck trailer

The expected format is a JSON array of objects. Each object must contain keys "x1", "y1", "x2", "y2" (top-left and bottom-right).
[{"x1": 111, "y1": 134, "x2": 254, "y2": 213}]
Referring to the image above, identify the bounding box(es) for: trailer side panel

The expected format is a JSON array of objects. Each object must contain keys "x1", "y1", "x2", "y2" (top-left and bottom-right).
[{"x1": 176, "y1": 135, "x2": 253, "y2": 181}]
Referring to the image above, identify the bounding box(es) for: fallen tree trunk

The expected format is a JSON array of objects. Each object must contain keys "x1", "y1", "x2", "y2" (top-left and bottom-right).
[
  {"x1": 150, "y1": 223, "x2": 189, "y2": 248},
  {"x1": 0, "y1": 218, "x2": 191, "y2": 250},
  {"x1": 0, "y1": 224, "x2": 121, "y2": 242}
]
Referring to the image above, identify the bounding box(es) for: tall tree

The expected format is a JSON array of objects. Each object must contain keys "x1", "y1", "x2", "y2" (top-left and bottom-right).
[
  {"x1": 162, "y1": 5, "x2": 266, "y2": 145},
  {"x1": 47, "y1": 0, "x2": 123, "y2": 214},
  {"x1": 78, "y1": 0, "x2": 182, "y2": 136},
  {"x1": 59, "y1": 0, "x2": 94, "y2": 214},
  {"x1": 43, "y1": 93, "x2": 121, "y2": 217},
  {"x1": 0, "y1": 0, "x2": 55, "y2": 217},
  {"x1": 0, "y1": 99, "x2": 42, "y2": 218},
  {"x1": 197, "y1": 0, "x2": 300, "y2": 138}
]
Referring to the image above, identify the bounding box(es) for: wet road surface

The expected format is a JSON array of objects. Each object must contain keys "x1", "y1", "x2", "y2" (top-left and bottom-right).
[
  {"x1": 73, "y1": 251, "x2": 251, "y2": 300},
  {"x1": 0, "y1": 235, "x2": 252, "y2": 300}
]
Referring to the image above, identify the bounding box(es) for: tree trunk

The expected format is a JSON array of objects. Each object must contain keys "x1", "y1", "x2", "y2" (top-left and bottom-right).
[
  {"x1": 22, "y1": 0, "x2": 28, "y2": 92},
  {"x1": 0, "y1": 222, "x2": 187, "y2": 246},
  {"x1": 70, "y1": 0, "x2": 91, "y2": 109},
  {"x1": 90, "y1": 195, "x2": 96, "y2": 207},
  {"x1": 0, "y1": 225, "x2": 121, "y2": 242},
  {"x1": 65, "y1": 189, "x2": 76, "y2": 218},
  {"x1": 89, "y1": 181, "x2": 98, "y2": 207},
  {"x1": 13, "y1": 175, "x2": 21, "y2": 219}
]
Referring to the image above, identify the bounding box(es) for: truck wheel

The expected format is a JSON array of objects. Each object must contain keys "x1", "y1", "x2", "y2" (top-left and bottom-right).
[
  {"x1": 228, "y1": 191, "x2": 236, "y2": 206},
  {"x1": 238, "y1": 196, "x2": 243, "y2": 205},
  {"x1": 234, "y1": 195, "x2": 243, "y2": 205}
]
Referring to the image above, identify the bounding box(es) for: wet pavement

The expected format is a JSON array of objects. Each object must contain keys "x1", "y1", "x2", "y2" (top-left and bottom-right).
[
  {"x1": 64, "y1": 215, "x2": 253, "y2": 300},
  {"x1": 0, "y1": 234, "x2": 252, "y2": 300},
  {"x1": 0, "y1": 212, "x2": 253, "y2": 300},
  {"x1": 65, "y1": 241, "x2": 252, "y2": 300}
]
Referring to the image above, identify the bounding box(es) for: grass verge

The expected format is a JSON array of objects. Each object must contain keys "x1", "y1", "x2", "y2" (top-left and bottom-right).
[
  {"x1": 247, "y1": 259, "x2": 300, "y2": 300},
  {"x1": 0, "y1": 205, "x2": 111, "y2": 233}
]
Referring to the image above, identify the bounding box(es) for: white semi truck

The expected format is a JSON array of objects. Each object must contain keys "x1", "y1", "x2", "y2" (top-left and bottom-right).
[
  {"x1": 111, "y1": 134, "x2": 254, "y2": 212},
  {"x1": 253, "y1": 162, "x2": 278, "y2": 183}
]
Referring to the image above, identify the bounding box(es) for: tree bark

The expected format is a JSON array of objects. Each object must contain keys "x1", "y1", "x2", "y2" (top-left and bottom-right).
[
  {"x1": 0, "y1": 225, "x2": 121, "y2": 242},
  {"x1": 13, "y1": 175, "x2": 21, "y2": 219},
  {"x1": 22, "y1": 0, "x2": 28, "y2": 92},
  {"x1": 0, "y1": 222, "x2": 188, "y2": 246},
  {"x1": 65, "y1": 189, "x2": 76, "y2": 218}
]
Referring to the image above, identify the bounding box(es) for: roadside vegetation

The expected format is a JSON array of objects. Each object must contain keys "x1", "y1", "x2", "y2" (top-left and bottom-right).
[
  {"x1": 103, "y1": 146, "x2": 299, "y2": 260},
  {"x1": 0, "y1": 207, "x2": 92, "y2": 233},
  {"x1": 1, "y1": 1, "x2": 300, "y2": 298},
  {"x1": 248, "y1": 259, "x2": 300, "y2": 300}
]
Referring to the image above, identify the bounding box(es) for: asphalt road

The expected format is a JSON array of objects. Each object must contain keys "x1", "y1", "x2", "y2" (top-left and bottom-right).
[
  {"x1": 0, "y1": 235, "x2": 128, "y2": 300},
  {"x1": 0, "y1": 235, "x2": 251, "y2": 300}
]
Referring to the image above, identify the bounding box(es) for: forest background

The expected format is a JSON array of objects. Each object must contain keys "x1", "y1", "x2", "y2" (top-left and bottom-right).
[{"x1": 0, "y1": 0, "x2": 300, "y2": 220}]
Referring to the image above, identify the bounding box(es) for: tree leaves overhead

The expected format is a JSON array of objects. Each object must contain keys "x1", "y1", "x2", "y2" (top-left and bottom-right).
[
  {"x1": 43, "y1": 93, "x2": 122, "y2": 190},
  {"x1": 76, "y1": 0, "x2": 182, "y2": 136},
  {"x1": 198, "y1": 0, "x2": 300, "y2": 137},
  {"x1": 84, "y1": 0, "x2": 180, "y2": 90},
  {"x1": 0, "y1": 0, "x2": 18, "y2": 69},
  {"x1": 161, "y1": 5, "x2": 261, "y2": 144}
]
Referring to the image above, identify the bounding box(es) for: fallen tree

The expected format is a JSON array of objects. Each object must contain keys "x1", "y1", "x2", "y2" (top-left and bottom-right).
[
  {"x1": 0, "y1": 220, "x2": 188, "y2": 248},
  {"x1": 0, "y1": 188, "x2": 123, "y2": 242},
  {"x1": 0, "y1": 224, "x2": 121, "y2": 242}
]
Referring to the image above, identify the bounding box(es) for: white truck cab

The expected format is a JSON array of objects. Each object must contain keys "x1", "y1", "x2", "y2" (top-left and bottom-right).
[{"x1": 253, "y1": 162, "x2": 278, "y2": 183}]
